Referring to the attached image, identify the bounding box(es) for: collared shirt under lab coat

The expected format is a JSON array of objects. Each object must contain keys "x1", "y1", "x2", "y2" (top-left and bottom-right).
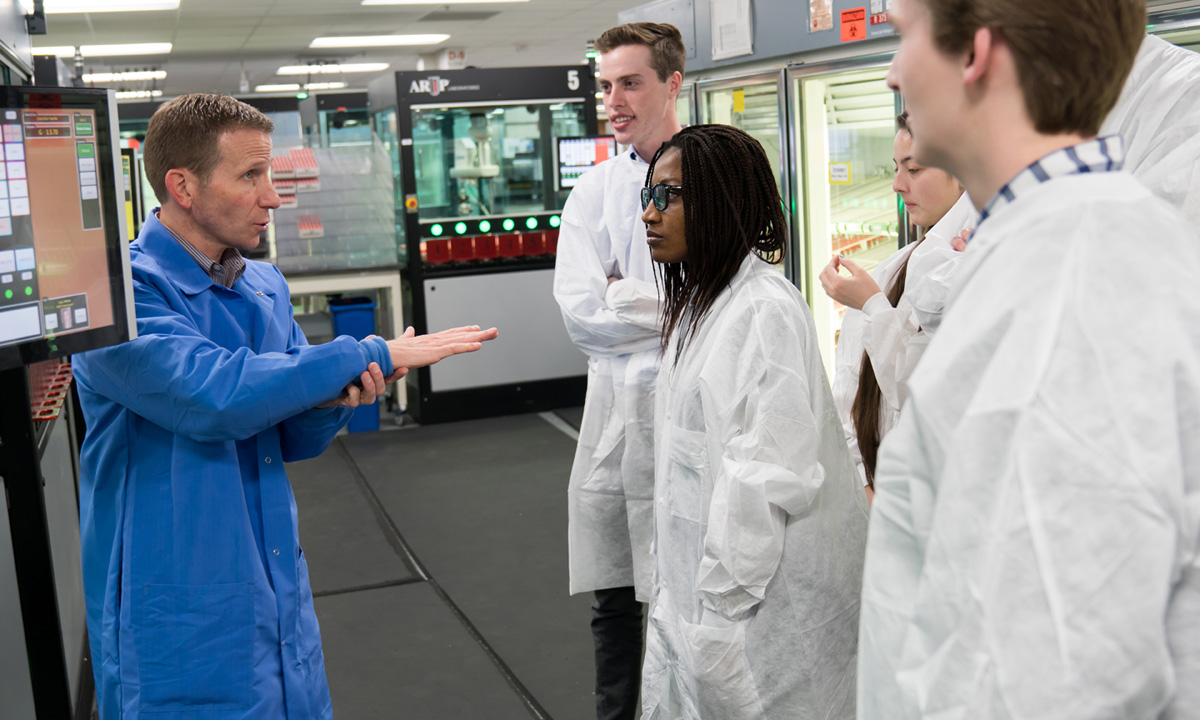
[
  {"x1": 553, "y1": 150, "x2": 662, "y2": 600},
  {"x1": 74, "y1": 212, "x2": 376, "y2": 719},
  {"x1": 858, "y1": 145, "x2": 1200, "y2": 718},
  {"x1": 642, "y1": 255, "x2": 869, "y2": 719},
  {"x1": 832, "y1": 194, "x2": 975, "y2": 484}
]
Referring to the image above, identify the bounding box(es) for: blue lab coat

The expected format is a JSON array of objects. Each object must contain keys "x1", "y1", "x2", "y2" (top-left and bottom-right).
[{"x1": 74, "y1": 213, "x2": 372, "y2": 719}]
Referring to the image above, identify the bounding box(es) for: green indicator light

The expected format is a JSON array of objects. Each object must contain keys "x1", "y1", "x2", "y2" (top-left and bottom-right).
[
  {"x1": 3, "y1": 289, "x2": 11, "y2": 300},
  {"x1": 549, "y1": 215, "x2": 561, "y2": 228},
  {"x1": 454, "y1": 222, "x2": 468, "y2": 235},
  {"x1": 502, "y1": 218, "x2": 515, "y2": 232},
  {"x1": 25, "y1": 286, "x2": 32, "y2": 296},
  {"x1": 296, "y1": 91, "x2": 309, "y2": 99},
  {"x1": 525, "y1": 217, "x2": 538, "y2": 230},
  {"x1": 478, "y1": 220, "x2": 491, "y2": 233},
  {"x1": 430, "y1": 223, "x2": 444, "y2": 236}
]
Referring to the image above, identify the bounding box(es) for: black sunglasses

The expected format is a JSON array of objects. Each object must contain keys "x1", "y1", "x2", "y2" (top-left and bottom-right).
[{"x1": 640, "y1": 182, "x2": 684, "y2": 211}]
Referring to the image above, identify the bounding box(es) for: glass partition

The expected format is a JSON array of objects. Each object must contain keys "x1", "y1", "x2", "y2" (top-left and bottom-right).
[
  {"x1": 794, "y1": 65, "x2": 901, "y2": 375},
  {"x1": 411, "y1": 100, "x2": 587, "y2": 222},
  {"x1": 319, "y1": 106, "x2": 372, "y2": 148},
  {"x1": 372, "y1": 108, "x2": 406, "y2": 268},
  {"x1": 676, "y1": 91, "x2": 692, "y2": 126}
]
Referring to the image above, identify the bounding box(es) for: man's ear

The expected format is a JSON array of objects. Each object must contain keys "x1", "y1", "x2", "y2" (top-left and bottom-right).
[
  {"x1": 163, "y1": 168, "x2": 198, "y2": 210},
  {"x1": 963, "y1": 26, "x2": 995, "y2": 89},
  {"x1": 668, "y1": 70, "x2": 682, "y2": 100}
]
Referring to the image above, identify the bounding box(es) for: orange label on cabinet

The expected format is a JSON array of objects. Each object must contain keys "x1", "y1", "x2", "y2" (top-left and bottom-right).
[{"x1": 841, "y1": 7, "x2": 867, "y2": 42}]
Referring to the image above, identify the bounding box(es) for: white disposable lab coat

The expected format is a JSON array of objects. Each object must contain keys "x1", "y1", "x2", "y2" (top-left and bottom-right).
[
  {"x1": 904, "y1": 35, "x2": 1200, "y2": 342},
  {"x1": 1101, "y1": 34, "x2": 1200, "y2": 226},
  {"x1": 858, "y1": 167, "x2": 1200, "y2": 717},
  {"x1": 554, "y1": 151, "x2": 662, "y2": 600},
  {"x1": 832, "y1": 194, "x2": 975, "y2": 484},
  {"x1": 643, "y1": 255, "x2": 869, "y2": 719}
]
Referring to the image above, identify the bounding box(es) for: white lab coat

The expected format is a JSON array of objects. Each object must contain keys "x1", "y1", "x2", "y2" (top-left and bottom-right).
[
  {"x1": 832, "y1": 194, "x2": 975, "y2": 484},
  {"x1": 858, "y1": 171, "x2": 1200, "y2": 718},
  {"x1": 1100, "y1": 34, "x2": 1200, "y2": 226},
  {"x1": 643, "y1": 255, "x2": 869, "y2": 720},
  {"x1": 902, "y1": 36, "x2": 1200, "y2": 344},
  {"x1": 553, "y1": 151, "x2": 662, "y2": 600}
]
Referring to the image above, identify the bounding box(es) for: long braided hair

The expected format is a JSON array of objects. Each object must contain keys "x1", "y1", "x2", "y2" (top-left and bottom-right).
[{"x1": 646, "y1": 124, "x2": 787, "y2": 364}]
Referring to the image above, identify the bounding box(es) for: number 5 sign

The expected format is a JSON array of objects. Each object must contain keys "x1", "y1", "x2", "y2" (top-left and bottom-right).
[{"x1": 567, "y1": 69, "x2": 580, "y2": 91}]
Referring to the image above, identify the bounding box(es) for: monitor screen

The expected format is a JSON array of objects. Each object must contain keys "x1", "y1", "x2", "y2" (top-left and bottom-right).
[
  {"x1": 0, "y1": 86, "x2": 134, "y2": 371},
  {"x1": 557, "y1": 135, "x2": 617, "y2": 190}
]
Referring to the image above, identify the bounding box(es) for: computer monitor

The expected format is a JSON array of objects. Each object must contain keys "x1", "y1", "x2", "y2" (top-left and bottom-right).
[
  {"x1": 557, "y1": 135, "x2": 617, "y2": 191},
  {"x1": 0, "y1": 86, "x2": 134, "y2": 371}
]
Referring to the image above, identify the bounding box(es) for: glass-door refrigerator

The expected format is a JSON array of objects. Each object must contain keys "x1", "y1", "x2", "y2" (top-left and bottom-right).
[
  {"x1": 790, "y1": 59, "x2": 902, "y2": 376},
  {"x1": 697, "y1": 71, "x2": 791, "y2": 275}
]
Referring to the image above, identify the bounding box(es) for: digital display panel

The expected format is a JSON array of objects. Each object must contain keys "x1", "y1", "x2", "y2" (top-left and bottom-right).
[
  {"x1": 557, "y1": 135, "x2": 617, "y2": 190},
  {"x1": 0, "y1": 87, "x2": 133, "y2": 370}
]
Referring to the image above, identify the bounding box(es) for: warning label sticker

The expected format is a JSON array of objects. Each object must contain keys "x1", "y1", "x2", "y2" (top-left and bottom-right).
[{"x1": 841, "y1": 7, "x2": 867, "y2": 42}]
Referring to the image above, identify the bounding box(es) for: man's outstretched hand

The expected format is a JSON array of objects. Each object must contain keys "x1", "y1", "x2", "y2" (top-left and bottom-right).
[
  {"x1": 385, "y1": 325, "x2": 499, "y2": 373},
  {"x1": 318, "y1": 325, "x2": 497, "y2": 409}
]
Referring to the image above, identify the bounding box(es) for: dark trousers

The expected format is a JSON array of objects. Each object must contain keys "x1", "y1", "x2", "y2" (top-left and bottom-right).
[{"x1": 592, "y1": 586, "x2": 644, "y2": 720}]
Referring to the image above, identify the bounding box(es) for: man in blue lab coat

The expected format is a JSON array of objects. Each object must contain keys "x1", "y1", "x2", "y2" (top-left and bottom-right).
[{"x1": 73, "y1": 94, "x2": 496, "y2": 719}]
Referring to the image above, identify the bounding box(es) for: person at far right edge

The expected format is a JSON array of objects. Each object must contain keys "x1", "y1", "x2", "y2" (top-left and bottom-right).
[{"x1": 858, "y1": 1, "x2": 1200, "y2": 719}]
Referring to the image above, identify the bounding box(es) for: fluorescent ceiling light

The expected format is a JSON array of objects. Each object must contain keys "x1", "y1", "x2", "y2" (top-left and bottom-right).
[
  {"x1": 34, "y1": 43, "x2": 172, "y2": 57},
  {"x1": 277, "y1": 63, "x2": 389, "y2": 75},
  {"x1": 255, "y1": 82, "x2": 349, "y2": 93},
  {"x1": 362, "y1": 0, "x2": 528, "y2": 4},
  {"x1": 115, "y1": 90, "x2": 164, "y2": 99},
  {"x1": 83, "y1": 70, "x2": 167, "y2": 82},
  {"x1": 310, "y1": 34, "x2": 449, "y2": 48},
  {"x1": 42, "y1": 0, "x2": 180, "y2": 11}
]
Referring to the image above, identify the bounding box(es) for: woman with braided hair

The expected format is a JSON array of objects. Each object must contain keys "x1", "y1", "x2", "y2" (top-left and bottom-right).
[{"x1": 638, "y1": 124, "x2": 868, "y2": 719}]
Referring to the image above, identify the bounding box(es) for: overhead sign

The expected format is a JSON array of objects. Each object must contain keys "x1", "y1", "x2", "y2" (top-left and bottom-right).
[
  {"x1": 408, "y1": 76, "x2": 453, "y2": 97},
  {"x1": 393, "y1": 67, "x2": 594, "y2": 107}
]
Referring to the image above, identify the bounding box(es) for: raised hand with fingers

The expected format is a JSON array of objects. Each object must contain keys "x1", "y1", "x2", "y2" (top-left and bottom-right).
[
  {"x1": 819, "y1": 255, "x2": 883, "y2": 311},
  {"x1": 385, "y1": 324, "x2": 499, "y2": 372}
]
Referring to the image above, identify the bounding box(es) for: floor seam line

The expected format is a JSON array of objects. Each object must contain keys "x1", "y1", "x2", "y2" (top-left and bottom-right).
[
  {"x1": 312, "y1": 576, "x2": 424, "y2": 599},
  {"x1": 537, "y1": 411, "x2": 580, "y2": 441},
  {"x1": 333, "y1": 436, "x2": 554, "y2": 720}
]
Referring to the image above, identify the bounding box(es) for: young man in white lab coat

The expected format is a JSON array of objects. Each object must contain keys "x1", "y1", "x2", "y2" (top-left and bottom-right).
[
  {"x1": 859, "y1": 0, "x2": 1200, "y2": 717},
  {"x1": 551, "y1": 22, "x2": 684, "y2": 720}
]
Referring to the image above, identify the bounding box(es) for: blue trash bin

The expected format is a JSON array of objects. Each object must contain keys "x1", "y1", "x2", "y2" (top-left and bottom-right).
[{"x1": 328, "y1": 296, "x2": 380, "y2": 433}]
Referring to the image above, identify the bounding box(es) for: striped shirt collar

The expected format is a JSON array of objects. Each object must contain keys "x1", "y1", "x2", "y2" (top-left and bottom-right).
[
  {"x1": 979, "y1": 135, "x2": 1124, "y2": 225},
  {"x1": 157, "y1": 214, "x2": 247, "y2": 288}
]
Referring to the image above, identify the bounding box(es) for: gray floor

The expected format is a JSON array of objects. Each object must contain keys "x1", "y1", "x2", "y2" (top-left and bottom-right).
[
  {"x1": 553, "y1": 406, "x2": 585, "y2": 432},
  {"x1": 287, "y1": 410, "x2": 593, "y2": 719}
]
